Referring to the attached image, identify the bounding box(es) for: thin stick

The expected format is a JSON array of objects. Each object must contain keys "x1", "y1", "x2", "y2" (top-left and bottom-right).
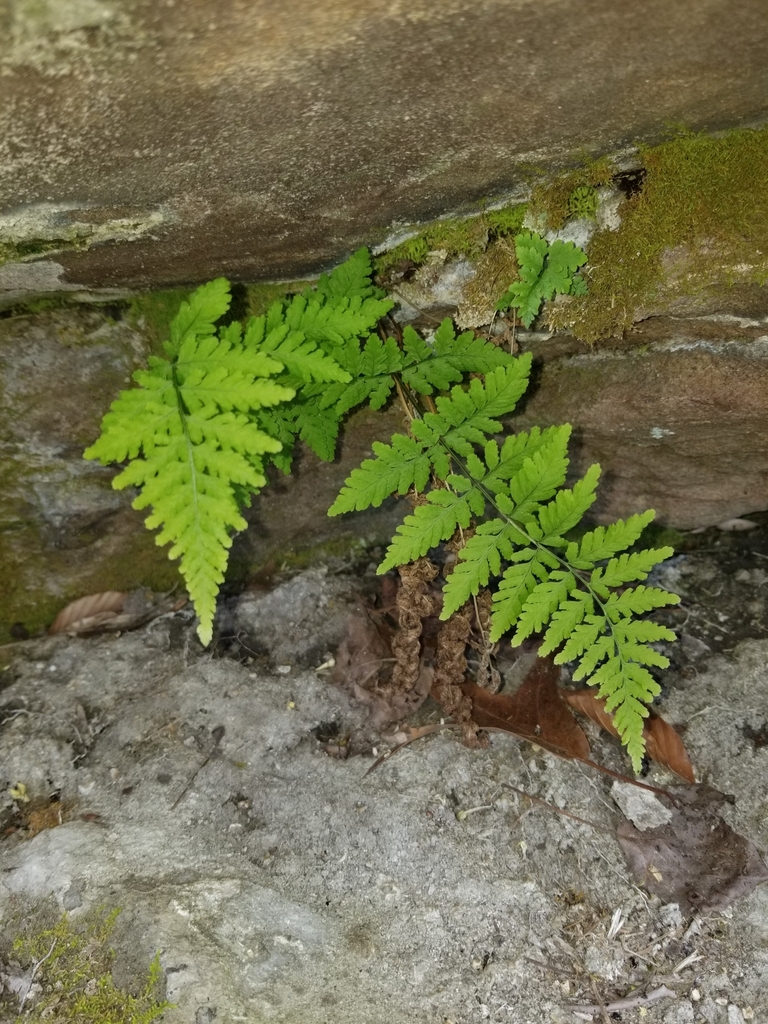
[
  {"x1": 570, "y1": 984, "x2": 676, "y2": 1015},
  {"x1": 171, "y1": 726, "x2": 225, "y2": 809},
  {"x1": 364, "y1": 724, "x2": 447, "y2": 776},
  {"x1": 19, "y1": 937, "x2": 57, "y2": 1012}
]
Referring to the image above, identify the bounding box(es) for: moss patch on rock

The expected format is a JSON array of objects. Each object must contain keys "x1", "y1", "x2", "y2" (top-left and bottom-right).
[
  {"x1": 0, "y1": 516, "x2": 181, "y2": 647},
  {"x1": 374, "y1": 204, "x2": 527, "y2": 277},
  {"x1": 2, "y1": 908, "x2": 170, "y2": 1023},
  {"x1": 547, "y1": 127, "x2": 768, "y2": 342},
  {"x1": 529, "y1": 157, "x2": 614, "y2": 231},
  {"x1": 126, "y1": 288, "x2": 194, "y2": 355}
]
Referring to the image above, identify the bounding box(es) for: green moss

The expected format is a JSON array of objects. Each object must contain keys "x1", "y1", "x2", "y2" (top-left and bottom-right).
[
  {"x1": 244, "y1": 280, "x2": 311, "y2": 318},
  {"x1": 530, "y1": 157, "x2": 614, "y2": 231},
  {"x1": 0, "y1": 234, "x2": 94, "y2": 271},
  {"x1": 374, "y1": 204, "x2": 526, "y2": 275},
  {"x1": 126, "y1": 288, "x2": 194, "y2": 355},
  {"x1": 567, "y1": 185, "x2": 599, "y2": 221},
  {"x1": 5, "y1": 908, "x2": 171, "y2": 1023},
  {"x1": 550, "y1": 126, "x2": 768, "y2": 342},
  {"x1": 0, "y1": 516, "x2": 180, "y2": 647}
]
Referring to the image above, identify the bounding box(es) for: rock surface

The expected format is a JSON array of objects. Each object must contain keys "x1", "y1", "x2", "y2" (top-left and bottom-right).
[
  {"x1": 2, "y1": 0, "x2": 768, "y2": 298},
  {"x1": 0, "y1": 303, "x2": 406, "y2": 644},
  {"x1": 514, "y1": 314, "x2": 768, "y2": 528},
  {"x1": 1, "y1": 562, "x2": 767, "y2": 1023}
]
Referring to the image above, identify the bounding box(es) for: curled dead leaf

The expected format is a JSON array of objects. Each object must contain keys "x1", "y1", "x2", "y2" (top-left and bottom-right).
[
  {"x1": 49, "y1": 591, "x2": 129, "y2": 634},
  {"x1": 49, "y1": 589, "x2": 184, "y2": 636},
  {"x1": 563, "y1": 687, "x2": 695, "y2": 783}
]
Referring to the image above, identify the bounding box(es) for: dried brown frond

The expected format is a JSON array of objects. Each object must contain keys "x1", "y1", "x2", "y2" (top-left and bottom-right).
[
  {"x1": 432, "y1": 604, "x2": 487, "y2": 748},
  {"x1": 392, "y1": 558, "x2": 440, "y2": 692},
  {"x1": 469, "y1": 589, "x2": 502, "y2": 693}
]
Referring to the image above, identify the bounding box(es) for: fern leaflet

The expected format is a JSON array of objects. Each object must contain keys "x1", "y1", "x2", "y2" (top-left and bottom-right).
[{"x1": 496, "y1": 231, "x2": 588, "y2": 327}]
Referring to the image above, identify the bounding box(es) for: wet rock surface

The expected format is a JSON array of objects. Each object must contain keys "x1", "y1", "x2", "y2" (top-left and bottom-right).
[{"x1": 1, "y1": 539, "x2": 768, "y2": 1023}]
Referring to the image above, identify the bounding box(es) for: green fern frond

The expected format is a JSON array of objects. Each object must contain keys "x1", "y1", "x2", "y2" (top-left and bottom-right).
[
  {"x1": 536, "y1": 464, "x2": 601, "y2": 542},
  {"x1": 482, "y1": 426, "x2": 563, "y2": 492},
  {"x1": 538, "y1": 591, "x2": 594, "y2": 656},
  {"x1": 604, "y1": 585, "x2": 681, "y2": 618},
  {"x1": 243, "y1": 317, "x2": 351, "y2": 384},
  {"x1": 312, "y1": 246, "x2": 386, "y2": 301},
  {"x1": 328, "y1": 435, "x2": 434, "y2": 514},
  {"x1": 511, "y1": 569, "x2": 577, "y2": 644},
  {"x1": 282, "y1": 291, "x2": 392, "y2": 347},
  {"x1": 86, "y1": 279, "x2": 294, "y2": 645},
  {"x1": 506, "y1": 425, "x2": 571, "y2": 521},
  {"x1": 590, "y1": 547, "x2": 674, "y2": 596},
  {"x1": 318, "y1": 335, "x2": 403, "y2": 414},
  {"x1": 489, "y1": 550, "x2": 552, "y2": 641},
  {"x1": 166, "y1": 277, "x2": 231, "y2": 355},
  {"x1": 400, "y1": 319, "x2": 513, "y2": 394},
  {"x1": 558, "y1": 620, "x2": 612, "y2": 672},
  {"x1": 441, "y1": 520, "x2": 527, "y2": 617},
  {"x1": 423, "y1": 359, "x2": 533, "y2": 457},
  {"x1": 293, "y1": 396, "x2": 342, "y2": 462},
  {"x1": 566, "y1": 510, "x2": 656, "y2": 567},
  {"x1": 329, "y1": 352, "x2": 679, "y2": 770},
  {"x1": 238, "y1": 251, "x2": 395, "y2": 472},
  {"x1": 591, "y1": 657, "x2": 662, "y2": 768}
]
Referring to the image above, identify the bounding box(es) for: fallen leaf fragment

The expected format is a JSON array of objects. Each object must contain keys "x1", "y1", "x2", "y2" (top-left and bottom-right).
[
  {"x1": 563, "y1": 686, "x2": 695, "y2": 783},
  {"x1": 617, "y1": 784, "x2": 768, "y2": 912},
  {"x1": 333, "y1": 603, "x2": 432, "y2": 728},
  {"x1": 462, "y1": 657, "x2": 591, "y2": 760},
  {"x1": 49, "y1": 591, "x2": 128, "y2": 634},
  {"x1": 26, "y1": 800, "x2": 63, "y2": 837},
  {"x1": 49, "y1": 589, "x2": 184, "y2": 636}
]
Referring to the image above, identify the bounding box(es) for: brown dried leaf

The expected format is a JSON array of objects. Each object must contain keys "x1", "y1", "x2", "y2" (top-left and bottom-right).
[
  {"x1": 392, "y1": 558, "x2": 440, "y2": 692},
  {"x1": 461, "y1": 657, "x2": 591, "y2": 760},
  {"x1": 331, "y1": 603, "x2": 392, "y2": 691},
  {"x1": 563, "y1": 687, "x2": 695, "y2": 783},
  {"x1": 49, "y1": 588, "x2": 184, "y2": 636},
  {"x1": 49, "y1": 591, "x2": 128, "y2": 634},
  {"x1": 617, "y1": 784, "x2": 768, "y2": 912},
  {"x1": 24, "y1": 799, "x2": 64, "y2": 837}
]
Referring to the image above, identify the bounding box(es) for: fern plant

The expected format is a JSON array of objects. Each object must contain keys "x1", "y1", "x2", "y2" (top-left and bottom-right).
[
  {"x1": 330, "y1": 355, "x2": 679, "y2": 771},
  {"x1": 496, "y1": 231, "x2": 588, "y2": 327},
  {"x1": 86, "y1": 245, "x2": 679, "y2": 769},
  {"x1": 85, "y1": 250, "x2": 512, "y2": 645},
  {"x1": 85, "y1": 251, "x2": 394, "y2": 644}
]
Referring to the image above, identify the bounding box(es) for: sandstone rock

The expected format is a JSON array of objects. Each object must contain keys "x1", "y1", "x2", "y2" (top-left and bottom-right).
[
  {"x1": 514, "y1": 315, "x2": 768, "y2": 528},
  {"x1": 3, "y1": 296, "x2": 768, "y2": 642},
  {"x1": 2, "y1": 0, "x2": 768, "y2": 298}
]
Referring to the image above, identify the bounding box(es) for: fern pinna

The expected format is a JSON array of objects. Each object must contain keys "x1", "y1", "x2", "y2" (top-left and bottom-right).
[{"x1": 329, "y1": 354, "x2": 679, "y2": 771}]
